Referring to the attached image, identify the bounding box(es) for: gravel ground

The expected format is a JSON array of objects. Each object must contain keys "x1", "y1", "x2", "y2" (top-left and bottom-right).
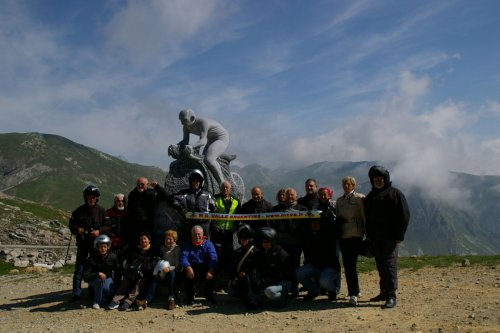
[{"x1": 0, "y1": 265, "x2": 499, "y2": 333}]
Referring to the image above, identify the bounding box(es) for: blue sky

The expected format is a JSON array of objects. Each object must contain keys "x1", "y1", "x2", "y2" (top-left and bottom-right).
[{"x1": 1, "y1": 0, "x2": 500, "y2": 194}]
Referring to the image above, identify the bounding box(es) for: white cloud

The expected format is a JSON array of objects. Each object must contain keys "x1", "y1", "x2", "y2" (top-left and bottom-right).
[{"x1": 285, "y1": 71, "x2": 500, "y2": 203}]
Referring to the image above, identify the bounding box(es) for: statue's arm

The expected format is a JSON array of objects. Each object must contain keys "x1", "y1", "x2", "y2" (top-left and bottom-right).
[
  {"x1": 190, "y1": 119, "x2": 209, "y2": 149},
  {"x1": 178, "y1": 126, "x2": 190, "y2": 145}
]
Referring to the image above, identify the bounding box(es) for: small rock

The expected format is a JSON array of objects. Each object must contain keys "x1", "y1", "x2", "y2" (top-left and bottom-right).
[{"x1": 461, "y1": 259, "x2": 471, "y2": 267}]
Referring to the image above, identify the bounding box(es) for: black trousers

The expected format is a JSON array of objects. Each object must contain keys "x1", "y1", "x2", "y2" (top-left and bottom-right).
[
  {"x1": 339, "y1": 236, "x2": 362, "y2": 297},
  {"x1": 370, "y1": 238, "x2": 398, "y2": 298}
]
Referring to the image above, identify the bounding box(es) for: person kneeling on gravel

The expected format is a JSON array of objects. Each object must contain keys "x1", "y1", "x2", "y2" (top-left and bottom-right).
[{"x1": 83, "y1": 235, "x2": 120, "y2": 309}]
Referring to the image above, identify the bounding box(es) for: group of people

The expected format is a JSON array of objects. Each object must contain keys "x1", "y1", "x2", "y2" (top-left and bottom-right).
[{"x1": 67, "y1": 165, "x2": 410, "y2": 311}]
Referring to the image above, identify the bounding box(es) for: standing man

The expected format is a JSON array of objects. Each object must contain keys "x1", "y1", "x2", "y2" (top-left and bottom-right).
[
  {"x1": 171, "y1": 169, "x2": 216, "y2": 239},
  {"x1": 239, "y1": 186, "x2": 274, "y2": 230},
  {"x1": 365, "y1": 165, "x2": 410, "y2": 309},
  {"x1": 211, "y1": 180, "x2": 240, "y2": 278},
  {"x1": 297, "y1": 178, "x2": 319, "y2": 210},
  {"x1": 127, "y1": 177, "x2": 168, "y2": 245},
  {"x1": 68, "y1": 185, "x2": 108, "y2": 302}
]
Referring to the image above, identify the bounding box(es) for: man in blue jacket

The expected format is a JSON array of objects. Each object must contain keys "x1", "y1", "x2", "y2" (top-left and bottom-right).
[{"x1": 179, "y1": 225, "x2": 218, "y2": 305}]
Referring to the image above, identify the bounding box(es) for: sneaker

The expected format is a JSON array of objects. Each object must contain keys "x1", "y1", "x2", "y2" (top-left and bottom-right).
[
  {"x1": 106, "y1": 302, "x2": 119, "y2": 310},
  {"x1": 119, "y1": 302, "x2": 130, "y2": 311},
  {"x1": 92, "y1": 303, "x2": 100, "y2": 310},
  {"x1": 167, "y1": 298, "x2": 176, "y2": 310},
  {"x1": 67, "y1": 294, "x2": 81, "y2": 303},
  {"x1": 349, "y1": 295, "x2": 358, "y2": 306}
]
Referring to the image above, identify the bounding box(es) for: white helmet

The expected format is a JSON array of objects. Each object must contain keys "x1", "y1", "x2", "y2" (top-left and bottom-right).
[
  {"x1": 94, "y1": 234, "x2": 112, "y2": 249},
  {"x1": 153, "y1": 260, "x2": 170, "y2": 279}
]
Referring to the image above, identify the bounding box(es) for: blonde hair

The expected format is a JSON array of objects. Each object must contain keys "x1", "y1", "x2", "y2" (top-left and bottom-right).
[
  {"x1": 342, "y1": 176, "x2": 357, "y2": 187},
  {"x1": 164, "y1": 229, "x2": 178, "y2": 242}
]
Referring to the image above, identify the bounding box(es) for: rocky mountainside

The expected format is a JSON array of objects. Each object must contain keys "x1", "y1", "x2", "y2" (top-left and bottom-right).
[{"x1": 0, "y1": 132, "x2": 166, "y2": 211}]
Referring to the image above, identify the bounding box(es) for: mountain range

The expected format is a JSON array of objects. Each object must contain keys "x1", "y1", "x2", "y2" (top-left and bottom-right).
[{"x1": 1, "y1": 132, "x2": 499, "y2": 255}]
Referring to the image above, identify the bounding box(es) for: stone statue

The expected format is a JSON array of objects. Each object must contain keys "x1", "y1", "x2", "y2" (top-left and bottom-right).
[
  {"x1": 165, "y1": 109, "x2": 244, "y2": 202},
  {"x1": 177, "y1": 109, "x2": 229, "y2": 186}
]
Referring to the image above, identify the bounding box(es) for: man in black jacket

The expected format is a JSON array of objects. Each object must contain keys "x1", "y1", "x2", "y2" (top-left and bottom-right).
[
  {"x1": 68, "y1": 185, "x2": 109, "y2": 302},
  {"x1": 365, "y1": 165, "x2": 410, "y2": 309}
]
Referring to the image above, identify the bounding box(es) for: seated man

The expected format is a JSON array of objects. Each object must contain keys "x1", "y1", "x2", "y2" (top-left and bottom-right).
[
  {"x1": 295, "y1": 218, "x2": 341, "y2": 302},
  {"x1": 179, "y1": 225, "x2": 218, "y2": 305}
]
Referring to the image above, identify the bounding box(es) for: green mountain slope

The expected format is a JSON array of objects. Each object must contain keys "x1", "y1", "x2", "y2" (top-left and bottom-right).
[{"x1": 0, "y1": 132, "x2": 165, "y2": 211}]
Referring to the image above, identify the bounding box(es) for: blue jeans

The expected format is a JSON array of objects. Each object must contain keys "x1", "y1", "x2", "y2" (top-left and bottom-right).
[
  {"x1": 72, "y1": 245, "x2": 90, "y2": 296},
  {"x1": 88, "y1": 277, "x2": 115, "y2": 305},
  {"x1": 145, "y1": 270, "x2": 176, "y2": 303},
  {"x1": 295, "y1": 263, "x2": 340, "y2": 296}
]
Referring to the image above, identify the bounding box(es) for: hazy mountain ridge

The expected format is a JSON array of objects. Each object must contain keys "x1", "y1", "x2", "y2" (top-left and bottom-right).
[{"x1": 1, "y1": 132, "x2": 499, "y2": 255}]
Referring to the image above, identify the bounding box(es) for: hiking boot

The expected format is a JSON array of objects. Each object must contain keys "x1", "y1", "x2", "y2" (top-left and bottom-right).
[
  {"x1": 349, "y1": 295, "x2": 358, "y2": 306},
  {"x1": 167, "y1": 298, "x2": 176, "y2": 310},
  {"x1": 383, "y1": 297, "x2": 396, "y2": 309}
]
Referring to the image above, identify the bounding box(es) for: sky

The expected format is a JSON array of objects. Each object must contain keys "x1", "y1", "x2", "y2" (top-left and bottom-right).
[{"x1": 1, "y1": 0, "x2": 500, "y2": 199}]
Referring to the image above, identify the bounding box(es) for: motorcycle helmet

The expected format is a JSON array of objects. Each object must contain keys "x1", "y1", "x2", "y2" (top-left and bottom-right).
[
  {"x1": 153, "y1": 260, "x2": 170, "y2": 279},
  {"x1": 93, "y1": 234, "x2": 112, "y2": 250},
  {"x1": 83, "y1": 184, "x2": 100, "y2": 201},
  {"x1": 256, "y1": 227, "x2": 277, "y2": 246},
  {"x1": 188, "y1": 169, "x2": 204, "y2": 187},
  {"x1": 237, "y1": 224, "x2": 254, "y2": 240}
]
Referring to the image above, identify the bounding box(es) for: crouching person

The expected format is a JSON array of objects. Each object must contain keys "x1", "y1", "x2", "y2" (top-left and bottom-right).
[
  {"x1": 179, "y1": 225, "x2": 218, "y2": 305},
  {"x1": 145, "y1": 230, "x2": 180, "y2": 310},
  {"x1": 83, "y1": 235, "x2": 120, "y2": 309},
  {"x1": 247, "y1": 227, "x2": 292, "y2": 309},
  {"x1": 106, "y1": 232, "x2": 161, "y2": 311},
  {"x1": 227, "y1": 224, "x2": 257, "y2": 307},
  {"x1": 295, "y1": 218, "x2": 341, "y2": 302}
]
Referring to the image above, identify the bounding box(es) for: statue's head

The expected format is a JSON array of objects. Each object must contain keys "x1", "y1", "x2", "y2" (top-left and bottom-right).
[{"x1": 179, "y1": 109, "x2": 196, "y2": 126}]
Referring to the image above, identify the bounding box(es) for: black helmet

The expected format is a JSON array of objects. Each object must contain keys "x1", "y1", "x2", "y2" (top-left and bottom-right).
[
  {"x1": 256, "y1": 227, "x2": 277, "y2": 245},
  {"x1": 188, "y1": 169, "x2": 204, "y2": 187},
  {"x1": 237, "y1": 224, "x2": 254, "y2": 240},
  {"x1": 83, "y1": 184, "x2": 100, "y2": 201}
]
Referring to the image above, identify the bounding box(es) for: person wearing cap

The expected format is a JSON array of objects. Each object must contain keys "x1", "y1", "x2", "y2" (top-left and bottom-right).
[
  {"x1": 171, "y1": 169, "x2": 216, "y2": 240},
  {"x1": 83, "y1": 235, "x2": 120, "y2": 309},
  {"x1": 68, "y1": 184, "x2": 109, "y2": 303},
  {"x1": 227, "y1": 224, "x2": 257, "y2": 307},
  {"x1": 246, "y1": 227, "x2": 292, "y2": 309},
  {"x1": 365, "y1": 165, "x2": 410, "y2": 309}
]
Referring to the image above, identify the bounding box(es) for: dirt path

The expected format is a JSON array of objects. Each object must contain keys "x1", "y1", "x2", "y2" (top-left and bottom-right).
[{"x1": 0, "y1": 265, "x2": 498, "y2": 333}]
